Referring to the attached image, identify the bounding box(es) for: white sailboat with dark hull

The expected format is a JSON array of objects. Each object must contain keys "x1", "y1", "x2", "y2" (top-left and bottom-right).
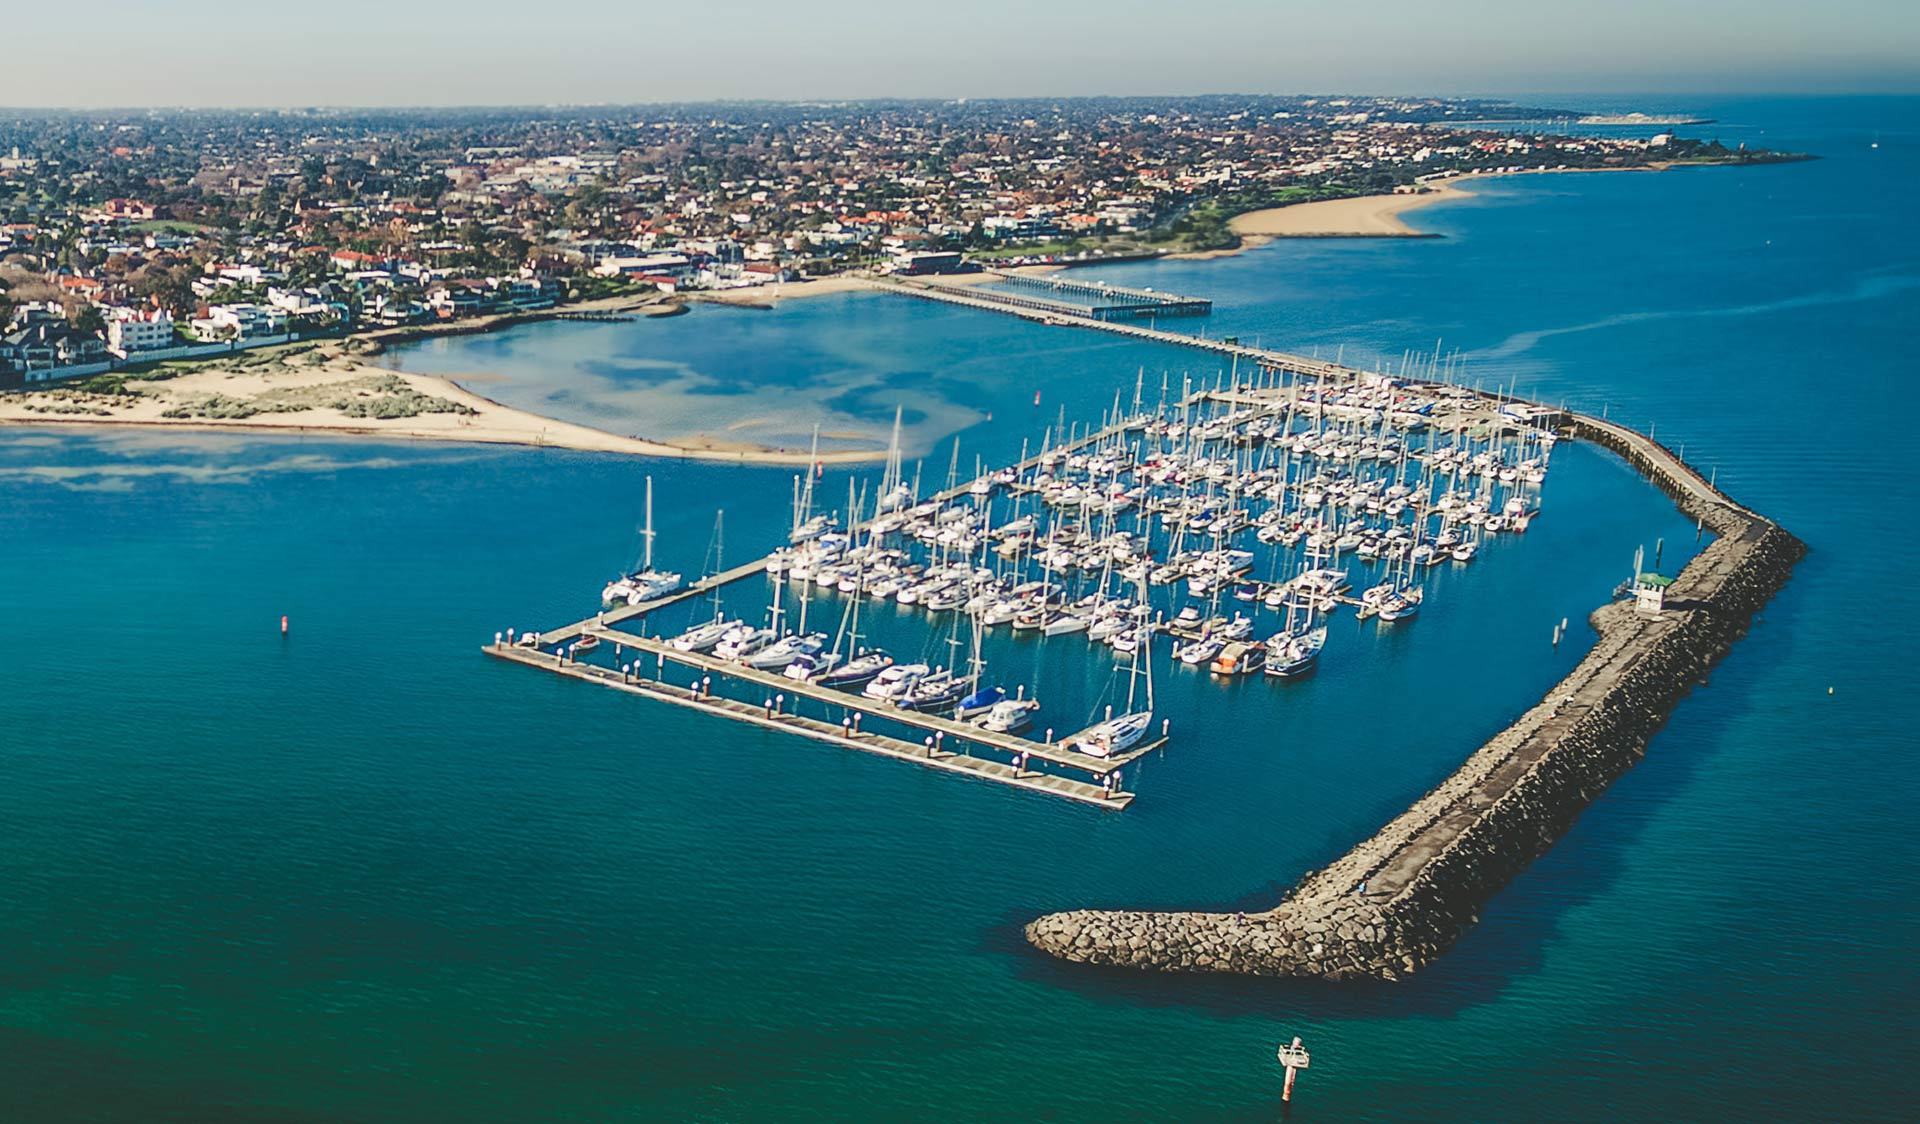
[
  {"x1": 602, "y1": 477, "x2": 684, "y2": 606},
  {"x1": 815, "y1": 650, "x2": 895, "y2": 689},
  {"x1": 788, "y1": 428, "x2": 841, "y2": 544},
  {"x1": 803, "y1": 480, "x2": 895, "y2": 690},
  {"x1": 1072, "y1": 623, "x2": 1154, "y2": 759},
  {"x1": 1264, "y1": 624, "x2": 1327, "y2": 677},
  {"x1": 669, "y1": 510, "x2": 733, "y2": 651}
]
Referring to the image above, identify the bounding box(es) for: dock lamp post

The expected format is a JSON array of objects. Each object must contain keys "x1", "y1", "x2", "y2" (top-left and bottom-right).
[{"x1": 1276, "y1": 1037, "x2": 1310, "y2": 1103}]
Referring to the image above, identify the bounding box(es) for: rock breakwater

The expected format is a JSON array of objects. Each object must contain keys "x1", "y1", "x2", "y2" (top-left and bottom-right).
[{"x1": 1025, "y1": 413, "x2": 1806, "y2": 981}]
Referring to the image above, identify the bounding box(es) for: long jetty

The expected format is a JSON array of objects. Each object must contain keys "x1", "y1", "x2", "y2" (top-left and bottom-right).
[
  {"x1": 488, "y1": 641, "x2": 1148, "y2": 809},
  {"x1": 874, "y1": 275, "x2": 1347, "y2": 380},
  {"x1": 978, "y1": 269, "x2": 1212, "y2": 318}
]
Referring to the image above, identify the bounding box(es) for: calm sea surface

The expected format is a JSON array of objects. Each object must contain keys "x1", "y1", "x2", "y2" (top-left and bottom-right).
[{"x1": 0, "y1": 96, "x2": 1912, "y2": 1121}]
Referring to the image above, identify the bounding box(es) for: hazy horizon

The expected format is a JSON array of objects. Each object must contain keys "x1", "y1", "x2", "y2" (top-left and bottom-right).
[{"x1": 3, "y1": 0, "x2": 1914, "y2": 109}]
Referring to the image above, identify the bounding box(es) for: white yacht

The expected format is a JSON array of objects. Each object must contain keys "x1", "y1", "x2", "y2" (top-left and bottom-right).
[
  {"x1": 670, "y1": 616, "x2": 735, "y2": 653},
  {"x1": 602, "y1": 478, "x2": 685, "y2": 606},
  {"x1": 861, "y1": 663, "x2": 929, "y2": 702}
]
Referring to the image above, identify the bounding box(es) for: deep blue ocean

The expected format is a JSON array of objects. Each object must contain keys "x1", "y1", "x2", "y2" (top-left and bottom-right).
[{"x1": 0, "y1": 96, "x2": 1912, "y2": 1122}]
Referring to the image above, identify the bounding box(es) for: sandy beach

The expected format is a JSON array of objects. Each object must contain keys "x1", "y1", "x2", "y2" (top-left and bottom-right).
[
  {"x1": 1159, "y1": 182, "x2": 1481, "y2": 262},
  {"x1": 1226, "y1": 182, "x2": 1471, "y2": 240},
  {"x1": 690, "y1": 274, "x2": 879, "y2": 306},
  {"x1": 1192, "y1": 164, "x2": 1690, "y2": 258},
  {"x1": 0, "y1": 346, "x2": 886, "y2": 465}
]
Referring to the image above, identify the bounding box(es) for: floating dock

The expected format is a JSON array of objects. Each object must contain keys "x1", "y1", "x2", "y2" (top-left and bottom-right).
[{"x1": 485, "y1": 640, "x2": 1159, "y2": 809}]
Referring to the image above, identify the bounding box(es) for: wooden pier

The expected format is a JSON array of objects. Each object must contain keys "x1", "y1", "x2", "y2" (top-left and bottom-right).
[
  {"x1": 981, "y1": 269, "x2": 1212, "y2": 318},
  {"x1": 485, "y1": 640, "x2": 1150, "y2": 809},
  {"x1": 887, "y1": 274, "x2": 1210, "y2": 323},
  {"x1": 527, "y1": 556, "x2": 771, "y2": 650},
  {"x1": 582, "y1": 625, "x2": 1165, "y2": 774},
  {"x1": 551, "y1": 310, "x2": 638, "y2": 322}
]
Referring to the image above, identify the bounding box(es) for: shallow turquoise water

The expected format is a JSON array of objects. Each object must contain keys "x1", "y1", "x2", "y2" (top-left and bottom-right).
[
  {"x1": 0, "y1": 96, "x2": 1912, "y2": 1121},
  {"x1": 379, "y1": 288, "x2": 1198, "y2": 457}
]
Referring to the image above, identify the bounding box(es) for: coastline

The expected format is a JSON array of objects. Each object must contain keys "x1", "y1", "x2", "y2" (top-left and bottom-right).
[
  {"x1": 0, "y1": 165, "x2": 1706, "y2": 458},
  {"x1": 1220, "y1": 181, "x2": 1473, "y2": 244},
  {"x1": 1175, "y1": 164, "x2": 1709, "y2": 260}
]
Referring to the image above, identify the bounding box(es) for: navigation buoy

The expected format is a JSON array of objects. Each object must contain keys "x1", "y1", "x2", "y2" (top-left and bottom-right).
[
  {"x1": 281, "y1": 615, "x2": 289, "y2": 635},
  {"x1": 1277, "y1": 1037, "x2": 1311, "y2": 1103}
]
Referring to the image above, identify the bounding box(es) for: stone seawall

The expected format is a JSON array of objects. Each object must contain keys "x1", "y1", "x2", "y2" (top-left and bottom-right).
[{"x1": 1025, "y1": 415, "x2": 1806, "y2": 981}]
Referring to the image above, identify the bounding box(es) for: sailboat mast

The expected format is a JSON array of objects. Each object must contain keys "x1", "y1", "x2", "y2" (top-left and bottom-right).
[{"x1": 642, "y1": 476, "x2": 655, "y2": 571}]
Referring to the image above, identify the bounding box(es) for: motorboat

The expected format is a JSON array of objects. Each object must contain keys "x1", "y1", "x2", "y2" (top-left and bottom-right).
[
  {"x1": 1210, "y1": 640, "x2": 1265, "y2": 676},
  {"x1": 782, "y1": 650, "x2": 842, "y2": 682},
  {"x1": 861, "y1": 663, "x2": 928, "y2": 702},
  {"x1": 975, "y1": 697, "x2": 1039, "y2": 734},
  {"x1": 714, "y1": 626, "x2": 775, "y2": 660}
]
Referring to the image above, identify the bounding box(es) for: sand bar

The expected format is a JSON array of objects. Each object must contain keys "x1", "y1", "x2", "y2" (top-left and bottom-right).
[{"x1": 0, "y1": 349, "x2": 886, "y2": 465}]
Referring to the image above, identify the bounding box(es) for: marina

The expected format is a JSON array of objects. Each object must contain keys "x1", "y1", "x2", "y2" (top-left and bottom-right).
[
  {"x1": 0, "y1": 90, "x2": 1880, "y2": 1124},
  {"x1": 489, "y1": 352, "x2": 1569, "y2": 809}
]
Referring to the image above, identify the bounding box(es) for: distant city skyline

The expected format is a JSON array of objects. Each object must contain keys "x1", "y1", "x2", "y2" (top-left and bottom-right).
[{"x1": 3, "y1": 0, "x2": 1915, "y2": 108}]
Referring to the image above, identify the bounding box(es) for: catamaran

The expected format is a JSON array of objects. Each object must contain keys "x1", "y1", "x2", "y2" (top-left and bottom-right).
[{"x1": 602, "y1": 477, "x2": 685, "y2": 606}]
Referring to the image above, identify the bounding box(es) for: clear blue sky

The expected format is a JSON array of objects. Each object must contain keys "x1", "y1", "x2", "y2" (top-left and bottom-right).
[{"x1": 5, "y1": 0, "x2": 1915, "y2": 107}]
